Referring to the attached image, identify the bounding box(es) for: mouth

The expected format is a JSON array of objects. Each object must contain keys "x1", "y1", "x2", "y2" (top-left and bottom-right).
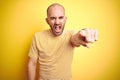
[{"x1": 54, "y1": 25, "x2": 61, "y2": 33}]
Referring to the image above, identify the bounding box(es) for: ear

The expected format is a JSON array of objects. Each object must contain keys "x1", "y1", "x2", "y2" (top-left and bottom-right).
[
  {"x1": 65, "y1": 16, "x2": 67, "y2": 21},
  {"x1": 65, "y1": 16, "x2": 67, "y2": 22},
  {"x1": 45, "y1": 18, "x2": 49, "y2": 25},
  {"x1": 66, "y1": 16, "x2": 67, "y2": 19}
]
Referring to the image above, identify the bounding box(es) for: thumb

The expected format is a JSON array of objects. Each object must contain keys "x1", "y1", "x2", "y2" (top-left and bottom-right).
[{"x1": 79, "y1": 37, "x2": 90, "y2": 48}]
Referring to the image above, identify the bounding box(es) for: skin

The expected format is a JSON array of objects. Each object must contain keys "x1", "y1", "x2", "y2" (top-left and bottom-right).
[
  {"x1": 28, "y1": 57, "x2": 37, "y2": 80},
  {"x1": 46, "y1": 3, "x2": 67, "y2": 36},
  {"x1": 28, "y1": 3, "x2": 98, "y2": 80},
  {"x1": 45, "y1": 3, "x2": 98, "y2": 47}
]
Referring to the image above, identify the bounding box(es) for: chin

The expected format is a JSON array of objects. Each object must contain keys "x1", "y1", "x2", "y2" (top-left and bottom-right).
[
  {"x1": 54, "y1": 33, "x2": 61, "y2": 36},
  {"x1": 54, "y1": 32, "x2": 62, "y2": 36}
]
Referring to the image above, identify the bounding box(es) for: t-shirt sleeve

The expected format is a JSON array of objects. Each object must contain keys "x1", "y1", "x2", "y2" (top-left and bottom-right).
[{"x1": 28, "y1": 34, "x2": 38, "y2": 60}]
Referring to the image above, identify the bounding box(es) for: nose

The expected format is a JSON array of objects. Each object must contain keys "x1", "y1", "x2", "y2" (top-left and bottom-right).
[{"x1": 55, "y1": 19, "x2": 60, "y2": 25}]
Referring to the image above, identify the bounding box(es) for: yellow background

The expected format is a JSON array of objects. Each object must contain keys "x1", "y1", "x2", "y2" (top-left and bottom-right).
[{"x1": 0, "y1": 0, "x2": 120, "y2": 80}]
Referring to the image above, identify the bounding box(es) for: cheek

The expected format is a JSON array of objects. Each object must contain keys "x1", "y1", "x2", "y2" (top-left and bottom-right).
[
  {"x1": 48, "y1": 21, "x2": 54, "y2": 26},
  {"x1": 61, "y1": 20, "x2": 66, "y2": 25}
]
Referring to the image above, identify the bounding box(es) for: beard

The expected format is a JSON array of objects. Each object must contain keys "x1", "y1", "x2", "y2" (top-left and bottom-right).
[{"x1": 50, "y1": 24, "x2": 65, "y2": 36}]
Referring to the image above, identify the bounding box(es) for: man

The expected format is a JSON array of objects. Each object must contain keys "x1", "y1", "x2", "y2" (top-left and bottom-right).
[{"x1": 28, "y1": 3, "x2": 98, "y2": 80}]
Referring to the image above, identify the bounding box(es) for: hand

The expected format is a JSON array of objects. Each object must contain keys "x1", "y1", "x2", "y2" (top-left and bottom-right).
[{"x1": 79, "y1": 28, "x2": 98, "y2": 48}]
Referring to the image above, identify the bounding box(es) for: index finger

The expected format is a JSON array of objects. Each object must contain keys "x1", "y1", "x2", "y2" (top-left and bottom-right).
[{"x1": 79, "y1": 29, "x2": 87, "y2": 37}]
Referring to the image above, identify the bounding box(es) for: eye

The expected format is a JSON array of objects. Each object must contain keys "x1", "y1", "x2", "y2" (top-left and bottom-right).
[
  {"x1": 50, "y1": 17, "x2": 55, "y2": 20},
  {"x1": 59, "y1": 16, "x2": 64, "y2": 19}
]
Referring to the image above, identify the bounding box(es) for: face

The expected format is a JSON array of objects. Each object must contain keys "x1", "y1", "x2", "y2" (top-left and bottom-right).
[{"x1": 46, "y1": 5, "x2": 67, "y2": 36}]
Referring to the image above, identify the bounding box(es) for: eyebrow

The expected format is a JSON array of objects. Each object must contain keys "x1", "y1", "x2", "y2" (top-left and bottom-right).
[
  {"x1": 59, "y1": 16, "x2": 64, "y2": 18},
  {"x1": 49, "y1": 17, "x2": 55, "y2": 20},
  {"x1": 50, "y1": 16, "x2": 64, "y2": 19}
]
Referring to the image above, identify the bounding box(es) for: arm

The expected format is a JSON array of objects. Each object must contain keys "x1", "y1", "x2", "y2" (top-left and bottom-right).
[
  {"x1": 71, "y1": 28, "x2": 98, "y2": 48},
  {"x1": 28, "y1": 33, "x2": 39, "y2": 80},
  {"x1": 28, "y1": 57, "x2": 37, "y2": 80}
]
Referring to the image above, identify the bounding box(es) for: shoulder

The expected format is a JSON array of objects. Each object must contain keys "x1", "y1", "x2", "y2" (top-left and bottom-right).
[
  {"x1": 31, "y1": 29, "x2": 50, "y2": 42},
  {"x1": 64, "y1": 29, "x2": 76, "y2": 36},
  {"x1": 31, "y1": 30, "x2": 50, "y2": 44},
  {"x1": 34, "y1": 29, "x2": 50, "y2": 37}
]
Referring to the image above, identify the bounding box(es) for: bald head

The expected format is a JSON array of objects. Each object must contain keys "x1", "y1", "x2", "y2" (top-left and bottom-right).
[
  {"x1": 47, "y1": 3, "x2": 65, "y2": 17},
  {"x1": 46, "y1": 3, "x2": 67, "y2": 36}
]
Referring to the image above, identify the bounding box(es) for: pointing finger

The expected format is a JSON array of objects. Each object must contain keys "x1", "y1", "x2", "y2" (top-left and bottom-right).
[
  {"x1": 86, "y1": 28, "x2": 92, "y2": 43},
  {"x1": 95, "y1": 30, "x2": 98, "y2": 41},
  {"x1": 79, "y1": 29, "x2": 86, "y2": 37},
  {"x1": 91, "y1": 29, "x2": 95, "y2": 43}
]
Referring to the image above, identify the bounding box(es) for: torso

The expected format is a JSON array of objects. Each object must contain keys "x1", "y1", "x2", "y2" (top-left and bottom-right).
[{"x1": 35, "y1": 29, "x2": 74, "y2": 79}]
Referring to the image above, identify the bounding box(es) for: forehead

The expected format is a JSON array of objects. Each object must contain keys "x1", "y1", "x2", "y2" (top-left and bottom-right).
[{"x1": 47, "y1": 5, "x2": 65, "y2": 17}]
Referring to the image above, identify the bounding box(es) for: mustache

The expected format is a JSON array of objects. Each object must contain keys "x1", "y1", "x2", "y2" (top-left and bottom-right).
[{"x1": 54, "y1": 24, "x2": 61, "y2": 26}]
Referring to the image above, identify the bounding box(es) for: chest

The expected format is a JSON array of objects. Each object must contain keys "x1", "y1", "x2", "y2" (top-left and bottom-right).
[{"x1": 37, "y1": 34, "x2": 72, "y2": 57}]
